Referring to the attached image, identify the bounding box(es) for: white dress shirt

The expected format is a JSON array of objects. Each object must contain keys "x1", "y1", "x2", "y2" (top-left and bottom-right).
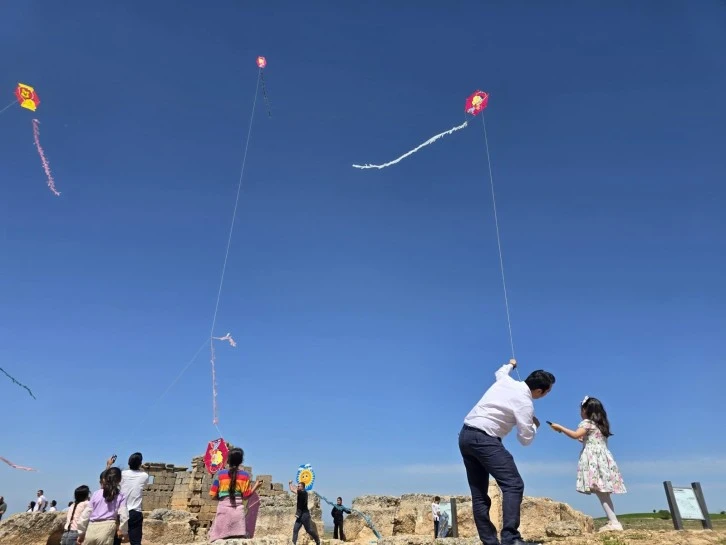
[
  {"x1": 463, "y1": 363, "x2": 537, "y2": 446},
  {"x1": 121, "y1": 469, "x2": 150, "y2": 512}
]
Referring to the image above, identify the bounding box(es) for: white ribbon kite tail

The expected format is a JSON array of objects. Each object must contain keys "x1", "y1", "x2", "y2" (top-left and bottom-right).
[
  {"x1": 353, "y1": 120, "x2": 469, "y2": 170},
  {"x1": 213, "y1": 332, "x2": 237, "y2": 347}
]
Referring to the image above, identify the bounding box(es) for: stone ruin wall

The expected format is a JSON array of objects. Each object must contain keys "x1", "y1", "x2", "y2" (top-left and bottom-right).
[{"x1": 141, "y1": 453, "x2": 286, "y2": 532}]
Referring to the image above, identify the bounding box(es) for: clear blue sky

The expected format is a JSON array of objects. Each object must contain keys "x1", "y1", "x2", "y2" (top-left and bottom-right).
[{"x1": 1, "y1": 1, "x2": 725, "y2": 522}]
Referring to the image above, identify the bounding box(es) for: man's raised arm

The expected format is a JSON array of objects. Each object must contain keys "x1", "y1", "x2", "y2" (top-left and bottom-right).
[{"x1": 494, "y1": 358, "x2": 517, "y2": 381}]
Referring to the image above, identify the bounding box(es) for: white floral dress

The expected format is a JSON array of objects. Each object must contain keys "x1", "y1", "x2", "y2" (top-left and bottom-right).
[{"x1": 576, "y1": 419, "x2": 626, "y2": 494}]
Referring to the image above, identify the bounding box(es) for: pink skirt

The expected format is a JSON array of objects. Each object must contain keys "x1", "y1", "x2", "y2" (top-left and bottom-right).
[{"x1": 209, "y1": 493, "x2": 260, "y2": 541}]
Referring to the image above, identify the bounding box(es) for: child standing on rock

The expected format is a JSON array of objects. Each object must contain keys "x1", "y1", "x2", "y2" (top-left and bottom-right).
[{"x1": 549, "y1": 396, "x2": 626, "y2": 533}]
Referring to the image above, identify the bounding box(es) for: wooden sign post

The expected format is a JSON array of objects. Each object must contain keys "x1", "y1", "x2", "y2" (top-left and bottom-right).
[{"x1": 663, "y1": 481, "x2": 712, "y2": 530}]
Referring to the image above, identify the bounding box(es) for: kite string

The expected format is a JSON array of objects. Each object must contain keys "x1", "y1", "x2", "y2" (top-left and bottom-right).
[
  {"x1": 480, "y1": 115, "x2": 519, "y2": 379},
  {"x1": 0, "y1": 100, "x2": 15, "y2": 117},
  {"x1": 208, "y1": 68, "x2": 261, "y2": 425}
]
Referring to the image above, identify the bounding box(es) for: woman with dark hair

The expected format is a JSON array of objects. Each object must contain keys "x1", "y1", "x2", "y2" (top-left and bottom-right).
[
  {"x1": 75, "y1": 468, "x2": 129, "y2": 544},
  {"x1": 549, "y1": 396, "x2": 627, "y2": 533},
  {"x1": 60, "y1": 485, "x2": 90, "y2": 545},
  {"x1": 208, "y1": 447, "x2": 263, "y2": 540}
]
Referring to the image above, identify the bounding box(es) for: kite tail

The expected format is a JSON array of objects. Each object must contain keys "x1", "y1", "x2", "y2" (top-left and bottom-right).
[
  {"x1": 352, "y1": 120, "x2": 469, "y2": 170},
  {"x1": 314, "y1": 492, "x2": 382, "y2": 539},
  {"x1": 32, "y1": 119, "x2": 60, "y2": 196},
  {"x1": 0, "y1": 366, "x2": 36, "y2": 399},
  {"x1": 0, "y1": 456, "x2": 37, "y2": 472},
  {"x1": 260, "y1": 70, "x2": 272, "y2": 117},
  {"x1": 210, "y1": 340, "x2": 219, "y2": 425}
]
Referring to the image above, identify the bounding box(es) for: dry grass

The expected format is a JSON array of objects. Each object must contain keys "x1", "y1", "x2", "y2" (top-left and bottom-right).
[{"x1": 595, "y1": 513, "x2": 726, "y2": 532}]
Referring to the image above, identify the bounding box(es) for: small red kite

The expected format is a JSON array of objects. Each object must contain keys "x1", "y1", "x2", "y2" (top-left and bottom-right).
[
  {"x1": 465, "y1": 90, "x2": 489, "y2": 116},
  {"x1": 204, "y1": 438, "x2": 229, "y2": 474},
  {"x1": 15, "y1": 83, "x2": 40, "y2": 112}
]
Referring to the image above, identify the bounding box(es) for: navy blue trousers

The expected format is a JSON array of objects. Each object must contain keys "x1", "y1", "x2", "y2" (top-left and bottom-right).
[{"x1": 459, "y1": 425, "x2": 524, "y2": 545}]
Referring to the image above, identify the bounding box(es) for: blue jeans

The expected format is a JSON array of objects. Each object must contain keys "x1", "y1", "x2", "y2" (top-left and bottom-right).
[{"x1": 459, "y1": 425, "x2": 525, "y2": 545}]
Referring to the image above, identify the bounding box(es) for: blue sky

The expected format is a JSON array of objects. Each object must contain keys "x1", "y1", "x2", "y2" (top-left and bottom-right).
[{"x1": 1, "y1": 1, "x2": 725, "y2": 523}]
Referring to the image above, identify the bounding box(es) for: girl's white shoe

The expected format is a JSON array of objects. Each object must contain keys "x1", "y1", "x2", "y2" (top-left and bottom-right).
[{"x1": 598, "y1": 522, "x2": 624, "y2": 532}]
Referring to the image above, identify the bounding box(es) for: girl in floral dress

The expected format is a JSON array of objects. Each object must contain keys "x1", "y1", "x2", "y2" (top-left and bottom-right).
[{"x1": 550, "y1": 396, "x2": 626, "y2": 532}]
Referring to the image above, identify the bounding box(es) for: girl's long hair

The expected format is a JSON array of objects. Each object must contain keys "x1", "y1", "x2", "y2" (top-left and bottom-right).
[
  {"x1": 67, "y1": 485, "x2": 90, "y2": 529},
  {"x1": 226, "y1": 447, "x2": 244, "y2": 505},
  {"x1": 582, "y1": 397, "x2": 613, "y2": 437},
  {"x1": 102, "y1": 467, "x2": 122, "y2": 502}
]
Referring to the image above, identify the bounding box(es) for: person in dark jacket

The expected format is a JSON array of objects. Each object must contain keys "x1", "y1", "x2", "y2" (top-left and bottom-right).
[{"x1": 332, "y1": 497, "x2": 352, "y2": 541}]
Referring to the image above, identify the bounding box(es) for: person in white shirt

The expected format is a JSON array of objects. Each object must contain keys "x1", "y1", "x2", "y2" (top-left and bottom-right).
[
  {"x1": 459, "y1": 359, "x2": 555, "y2": 545},
  {"x1": 49, "y1": 500, "x2": 58, "y2": 512},
  {"x1": 431, "y1": 496, "x2": 441, "y2": 538},
  {"x1": 33, "y1": 490, "x2": 48, "y2": 512},
  {"x1": 107, "y1": 452, "x2": 149, "y2": 545}
]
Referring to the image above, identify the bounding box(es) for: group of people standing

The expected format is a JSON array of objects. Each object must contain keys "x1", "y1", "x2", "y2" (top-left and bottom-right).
[
  {"x1": 59, "y1": 452, "x2": 149, "y2": 545},
  {"x1": 207, "y1": 446, "x2": 351, "y2": 543},
  {"x1": 459, "y1": 359, "x2": 626, "y2": 545}
]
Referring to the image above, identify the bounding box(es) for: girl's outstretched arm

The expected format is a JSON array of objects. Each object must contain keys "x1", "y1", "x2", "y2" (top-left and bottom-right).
[{"x1": 550, "y1": 423, "x2": 587, "y2": 441}]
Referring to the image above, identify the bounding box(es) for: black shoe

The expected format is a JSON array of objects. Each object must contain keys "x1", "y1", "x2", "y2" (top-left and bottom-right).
[{"x1": 506, "y1": 540, "x2": 542, "y2": 545}]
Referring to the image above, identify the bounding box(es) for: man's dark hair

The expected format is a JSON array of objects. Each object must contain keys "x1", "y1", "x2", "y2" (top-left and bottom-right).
[
  {"x1": 525, "y1": 370, "x2": 555, "y2": 392},
  {"x1": 128, "y1": 452, "x2": 143, "y2": 470}
]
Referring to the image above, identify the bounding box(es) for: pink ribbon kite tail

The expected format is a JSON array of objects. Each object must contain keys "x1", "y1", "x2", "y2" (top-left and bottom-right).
[
  {"x1": 32, "y1": 119, "x2": 60, "y2": 196},
  {"x1": 0, "y1": 456, "x2": 37, "y2": 471}
]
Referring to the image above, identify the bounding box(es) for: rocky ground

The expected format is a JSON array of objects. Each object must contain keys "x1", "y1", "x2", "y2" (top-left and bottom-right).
[{"x1": 1, "y1": 487, "x2": 723, "y2": 545}]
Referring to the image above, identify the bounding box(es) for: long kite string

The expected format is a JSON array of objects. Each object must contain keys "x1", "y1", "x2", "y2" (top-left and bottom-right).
[
  {"x1": 208, "y1": 69, "x2": 262, "y2": 426},
  {"x1": 480, "y1": 114, "x2": 519, "y2": 379},
  {"x1": 0, "y1": 100, "x2": 15, "y2": 117},
  {"x1": 314, "y1": 492, "x2": 382, "y2": 539}
]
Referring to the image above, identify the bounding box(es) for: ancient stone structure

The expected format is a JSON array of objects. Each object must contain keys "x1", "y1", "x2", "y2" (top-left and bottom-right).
[
  {"x1": 342, "y1": 486, "x2": 594, "y2": 543},
  {"x1": 140, "y1": 451, "x2": 289, "y2": 533}
]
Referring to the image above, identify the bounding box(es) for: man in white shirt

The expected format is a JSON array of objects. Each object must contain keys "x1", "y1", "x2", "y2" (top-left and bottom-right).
[
  {"x1": 33, "y1": 490, "x2": 47, "y2": 512},
  {"x1": 459, "y1": 359, "x2": 555, "y2": 545},
  {"x1": 117, "y1": 452, "x2": 150, "y2": 545}
]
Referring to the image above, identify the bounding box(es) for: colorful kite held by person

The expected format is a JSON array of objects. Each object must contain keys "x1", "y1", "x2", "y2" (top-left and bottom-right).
[
  {"x1": 352, "y1": 90, "x2": 489, "y2": 170},
  {"x1": 204, "y1": 438, "x2": 230, "y2": 474},
  {"x1": 295, "y1": 463, "x2": 316, "y2": 491}
]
